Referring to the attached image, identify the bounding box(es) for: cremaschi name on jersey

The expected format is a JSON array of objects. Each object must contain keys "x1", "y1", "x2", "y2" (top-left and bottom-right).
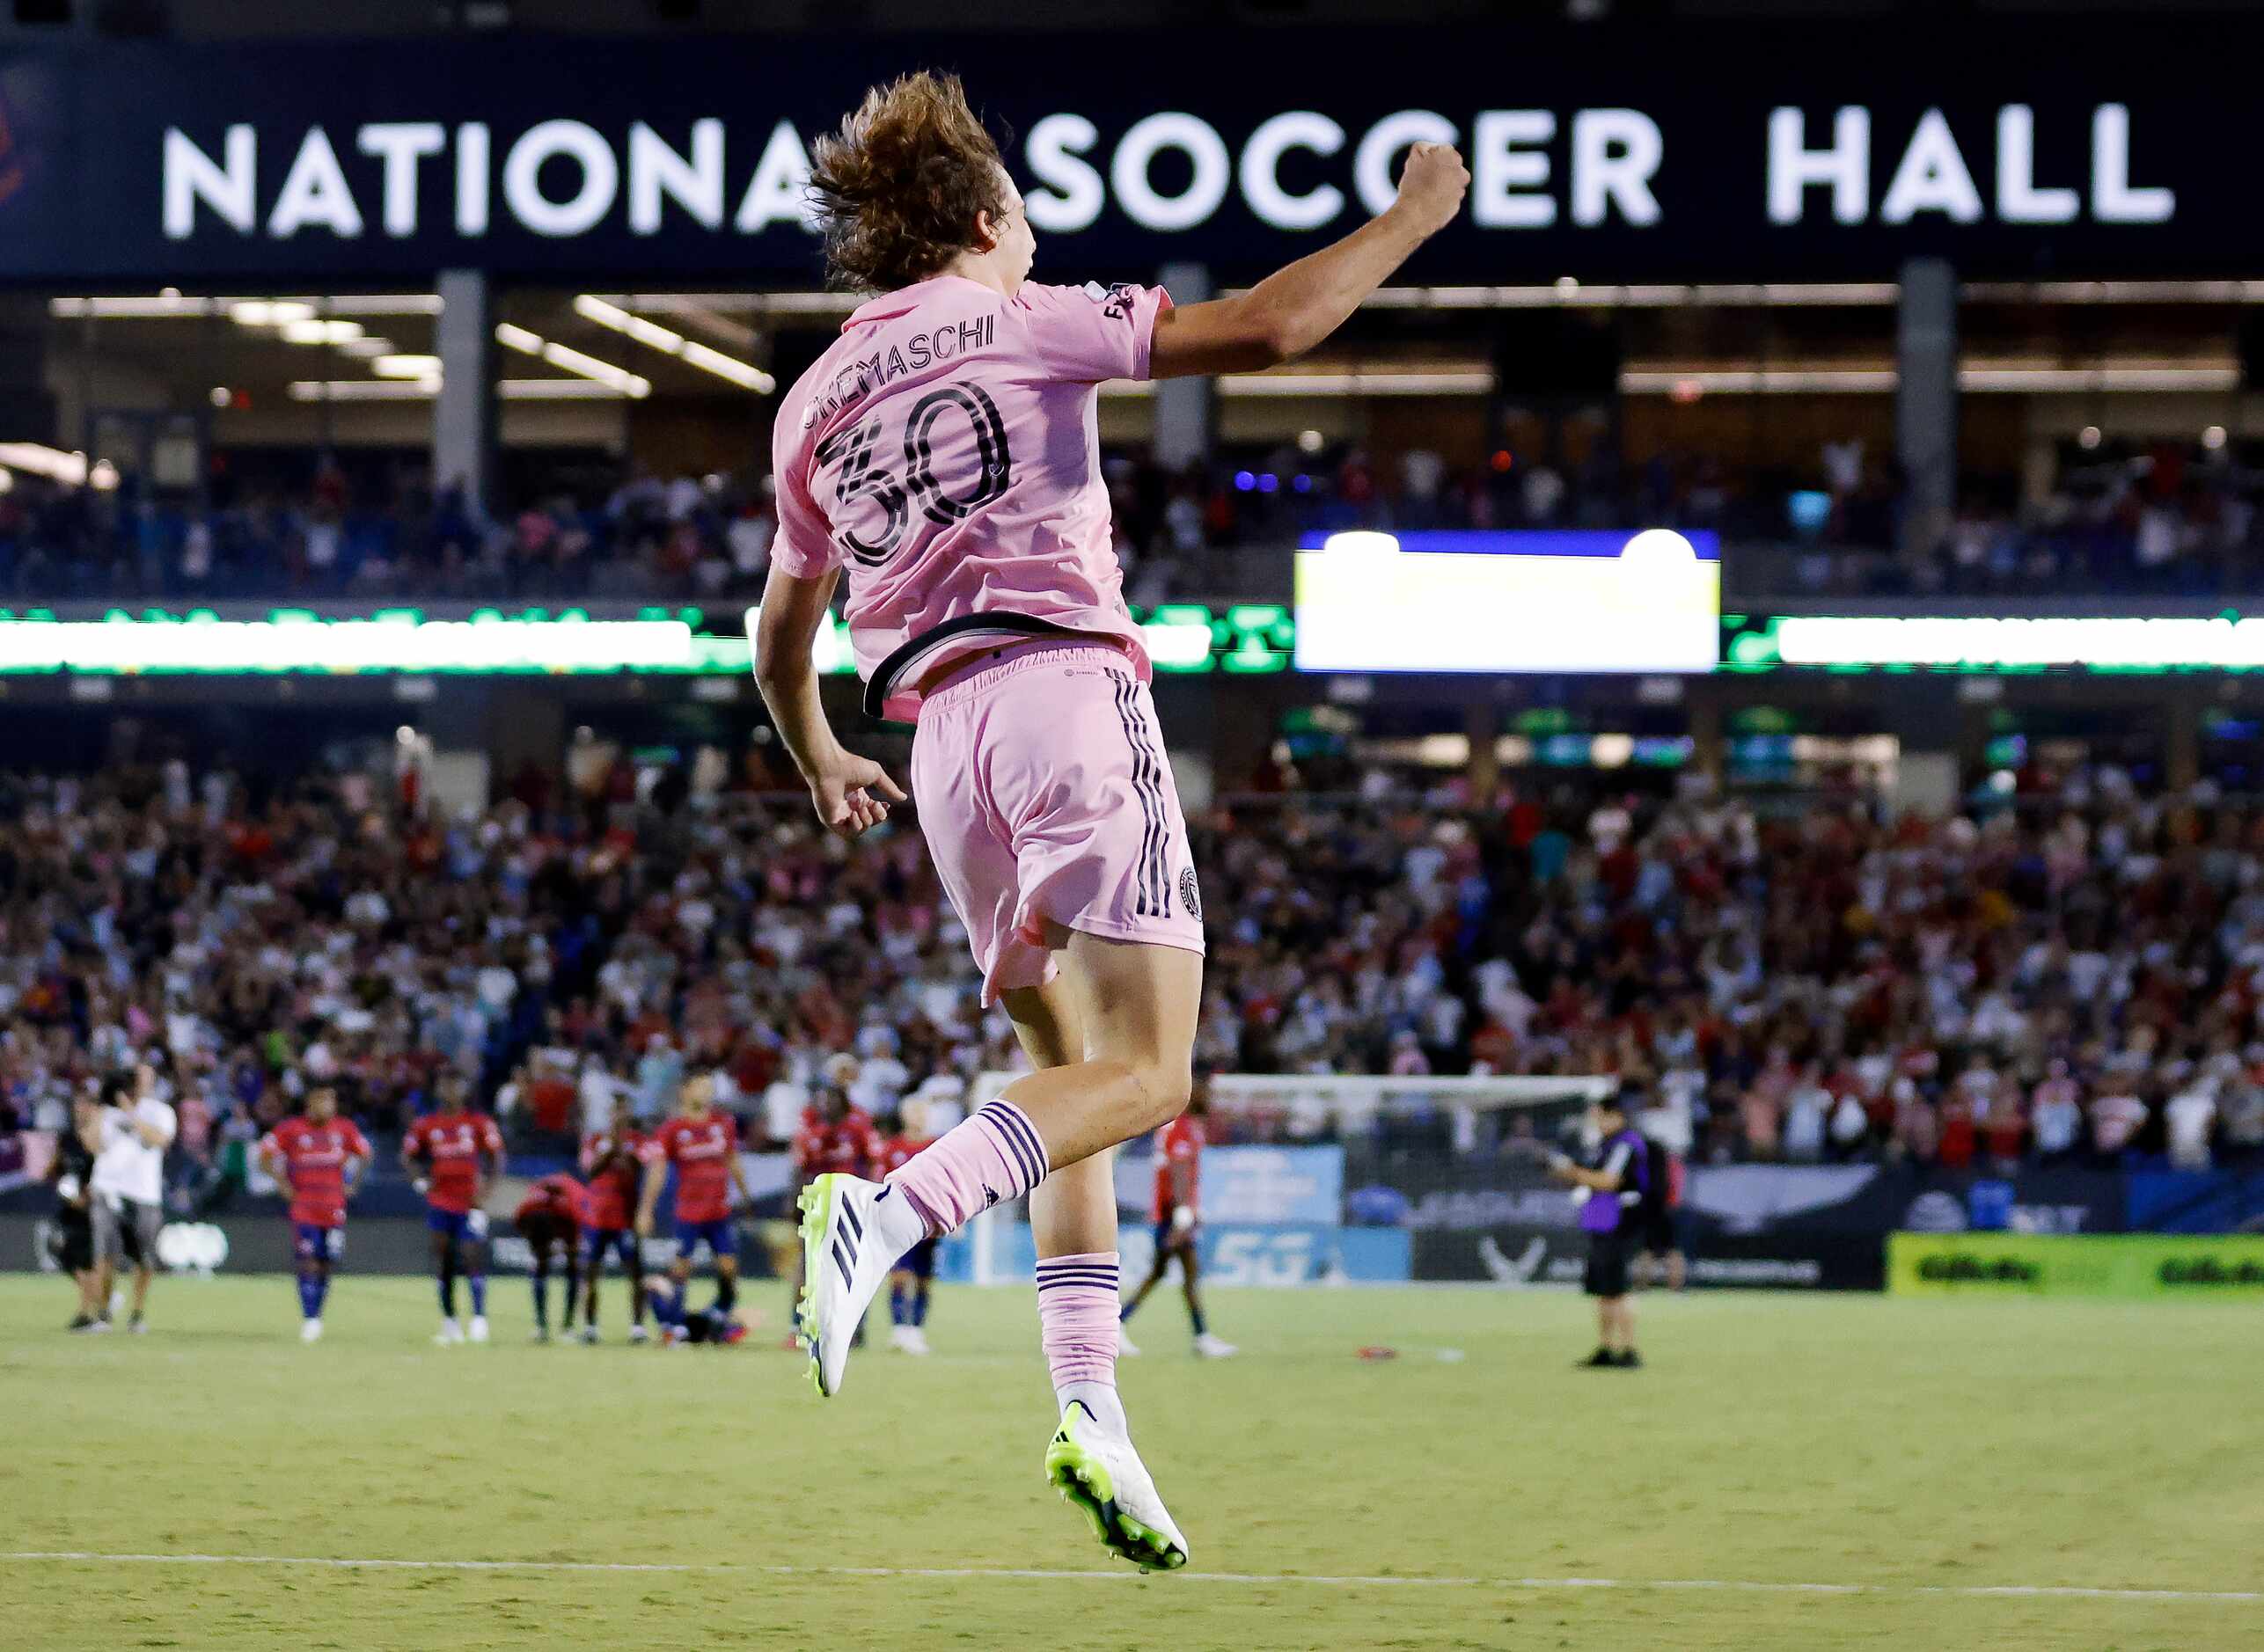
[{"x1": 801, "y1": 313, "x2": 999, "y2": 430}]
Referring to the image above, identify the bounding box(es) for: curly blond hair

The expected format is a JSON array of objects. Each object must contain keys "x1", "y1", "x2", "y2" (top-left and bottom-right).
[{"x1": 807, "y1": 71, "x2": 1010, "y2": 292}]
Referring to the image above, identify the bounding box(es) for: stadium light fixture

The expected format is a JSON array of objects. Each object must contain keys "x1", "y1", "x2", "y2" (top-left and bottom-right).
[
  {"x1": 372, "y1": 355, "x2": 443, "y2": 379},
  {"x1": 494, "y1": 323, "x2": 650, "y2": 398},
  {"x1": 280, "y1": 318, "x2": 366, "y2": 346},
  {"x1": 1101, "y1": 369, "x2": 1495, "y2": 398},
  {"x1": 0, "y1": 442, "x2": 103, "y2": 485},
  {"x1": 288, "y1": 381, "x2": 437, "y2": 401},
  {"x1": 289, "y1": 378, "x2": 640, "y2": 401},
  {"x1": 231, "y1": 301, "x2": 316, "y2": 327},
  {"x1": 1621, "y1": 361, "x2": 2240, "y2": 396},
  {"x1": 52, "y1": 294, "x2": 443, "y2": 319},
  {"x1": 574, "y1": 295, "x2": 775, "y2": 392}
]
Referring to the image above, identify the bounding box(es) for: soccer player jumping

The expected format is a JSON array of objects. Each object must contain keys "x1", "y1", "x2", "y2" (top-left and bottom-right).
[{"x1": 758, "y1": 70, "x2": 1468, "y2": 1572}]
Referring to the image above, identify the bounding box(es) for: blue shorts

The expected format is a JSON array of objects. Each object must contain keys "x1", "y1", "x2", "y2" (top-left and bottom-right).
[
  {"x1": 675, "y1": 1217, "x2": 736, "y2": 1265},
  {"x1": 583, "y1": 1227, "x2": 641, "y2": 1271},
  {"x1": 1153, "y1": 1219, "x2": 1198, "y2": 1259},
  {"x1": 293, "y1": 1223, "x2": 344, "y2": 1265},
  {"x1": 427, "y1": 1208, "x2": 487, "y2": 1244},
  {"x1": 898, "y1": 1237, "x2": 938, "y2": 1281}
]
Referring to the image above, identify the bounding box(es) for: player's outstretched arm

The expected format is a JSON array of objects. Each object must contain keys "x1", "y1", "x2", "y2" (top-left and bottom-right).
[
  {"x1": 754, "y1": 567, "x2": 905, "y2": 839},
  {"x1": 634, "y1": 1159, "x2": 664, "y2": 1237},
  {"x1": 1148, "y1": 142, "x2": 1469, "y2": 379}
]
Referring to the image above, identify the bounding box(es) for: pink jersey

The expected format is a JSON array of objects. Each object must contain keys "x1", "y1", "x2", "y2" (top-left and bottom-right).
[{"x1": 772, "y1": 273, "x2": 1172, "y2": 721}]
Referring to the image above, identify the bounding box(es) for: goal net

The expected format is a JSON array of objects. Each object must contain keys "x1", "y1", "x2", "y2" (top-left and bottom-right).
[{"x1": 961, "y1": 1071, "x2": 1617, "y2": 1288}]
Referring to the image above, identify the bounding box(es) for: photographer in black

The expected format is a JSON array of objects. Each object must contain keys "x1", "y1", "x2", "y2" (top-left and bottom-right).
[{"x1": 48, "y1": 1087, "x2": 105, "y2": 1331}]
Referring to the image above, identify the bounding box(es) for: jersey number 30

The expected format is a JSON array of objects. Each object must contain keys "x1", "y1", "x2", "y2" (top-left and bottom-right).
[{"x1": 816, "y1": 385, "x2": 1013, "y2": 567}]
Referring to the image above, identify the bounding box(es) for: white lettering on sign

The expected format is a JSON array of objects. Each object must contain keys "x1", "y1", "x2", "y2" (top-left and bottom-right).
[
  {"x1": 1239, "y1": 112, "x2": 1344, "y2": 232},
  {"x1": 1025, "y1": 112, "x2": 1104, "y2": 233},
  {"x1": 629, "y1": 119, "x2": 725, "y2": 234},
  {"x1": 151, "y1": 105, "x2": 2175, "y2": 244},
  {"x1": 1111, "y1": 113, "x2": 1232, "y2": 232},
  {"x1": 502, "y1": 120, "x2": 618, "y2": 238},
  {"x1": 163, "y1": 125, "x2": 256, "y2": 238},
  {"x1": 268, "y1": 128, "x2": 363, "y2": 238},
  {"x1": 733, "y1": 120, "x2": 813, "y2": 232},
  {"x1": 1768, "y1": 103, "x2": 2174, "y2": 228}
]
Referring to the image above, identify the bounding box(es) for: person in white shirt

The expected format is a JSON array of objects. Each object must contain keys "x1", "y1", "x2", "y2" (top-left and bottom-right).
[
  {"x1": 84, "y1": 1066, "x2": 178, "y2": 1333},
  {"x1": 2165, "y1": 1082, "x2": 2217, "y2": 1172}
]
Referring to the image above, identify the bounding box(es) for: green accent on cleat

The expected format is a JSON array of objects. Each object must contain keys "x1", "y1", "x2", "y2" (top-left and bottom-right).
[
  {"x1": 1044, "y1": 1421, "x2": 1187, "y2": 1574},
  {"x1": 795, "y1": 1175, "x2": 842, "y2": 1397}
]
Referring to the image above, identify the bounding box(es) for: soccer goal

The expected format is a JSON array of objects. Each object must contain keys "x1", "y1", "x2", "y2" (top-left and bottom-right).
[{"x1": 962, "y1": 1070, "x2": 1617, "y2": 1287}]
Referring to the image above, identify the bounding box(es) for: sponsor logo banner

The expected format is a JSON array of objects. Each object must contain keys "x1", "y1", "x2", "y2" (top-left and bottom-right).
[
  {"x1": 1116, "y1": 1144, "x2": 1344, "y2": 1226},
  {"x1": 1887, "y1": 1231, "x2": 2264, "y2": 1297},
  {"x1": 1409, "y1": 1224, "x2": 1884, "y2": 1290},
  {"x1": 959, "y1": 1219, "x2": 1409, "y2": 1287}
]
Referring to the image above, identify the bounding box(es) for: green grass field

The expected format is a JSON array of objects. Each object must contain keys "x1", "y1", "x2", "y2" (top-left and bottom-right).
[{"x1": 2, "y1": 1276, "x2": 2258, "y2": 1650}]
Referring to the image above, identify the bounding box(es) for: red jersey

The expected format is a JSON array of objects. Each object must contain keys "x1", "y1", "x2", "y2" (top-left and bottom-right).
[
  {"x1": 1153, "y1": 1114, "x2": 1204, "y2": 1223},
  {"x1": 260, "y1": 1115, "x2": 371, "y2": 1229},
  {"x1": 578, "y1": 1127, "x2": 648, "y2": 1231},
  {"x1": 792, "y1": 1107, "x2": 883, "y2": 1179},
  {"x1": 652, "y1": 1112, "x2": 739, "y2": 1224},
  {"x1": 874, "y1": 1133, "x2": 928, "y2": 1179},
  {"x1": 406, "y1": 1110, "x2": 503, "y2": 1215},
  {"x1": 516, "y1": 1172, "x2": 588, "y2": 1229}
]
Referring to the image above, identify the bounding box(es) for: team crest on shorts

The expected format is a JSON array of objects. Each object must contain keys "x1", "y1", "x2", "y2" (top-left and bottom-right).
[{"x1": 1179, "y1": 866, "x2": 1203, "y2": 920}]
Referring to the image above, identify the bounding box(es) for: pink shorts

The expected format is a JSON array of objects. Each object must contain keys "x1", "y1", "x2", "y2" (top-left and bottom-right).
[{"x1": 912, "y1": 640, "x2": 1205, "y2": 1005}]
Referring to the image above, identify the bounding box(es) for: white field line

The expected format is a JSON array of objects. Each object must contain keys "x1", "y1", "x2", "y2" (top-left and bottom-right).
[{"x1": 2, "y1": 1552, "x2": 2258, "y2": 1604}]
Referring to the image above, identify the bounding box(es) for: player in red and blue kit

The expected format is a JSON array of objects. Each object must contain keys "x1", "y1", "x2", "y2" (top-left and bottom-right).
[
  {"x1": 579, "y1": 1100, "x2": 651, "y2": 1343},
  {"x1": 876, "y1": 1118, "x2": 938, "y2": 1354},
  {"x1": 256, "y1": 1085, "x2": 370, "y2": 1343},
  {"x1": 637, "y1": 1074, "x2": 751, "y2": 1327},
  {"x1": 514, "y1": 1172, "x2": 587, "y2": 1343},
  {"x1": 402, "y1": 1074, "x2": 505, "y2": 1346},
  {"x1": 1117, "y1": 1085, "x2": 1234, "y2": 1358}
]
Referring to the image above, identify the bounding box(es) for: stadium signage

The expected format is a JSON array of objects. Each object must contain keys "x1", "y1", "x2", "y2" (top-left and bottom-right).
[
  {"x1": 1724, "y1": 614, "x2": 2264, "y2": 673},
  {"x1": 1293, "y1": 529, "x2": 1722, "y2": 675},
  {"x1": 1888, "y1": 1232, "x2": 2264, "y2": 1297},
  {"x1": 0, "y1": 603, "x2": 1287, "y2": 676},
  {"x1": 158, "y1": 104, "x2": 2169, "y2": 248},
  {"x1": 0, "y1": 28, "x2": 2246, "y2": 281}
]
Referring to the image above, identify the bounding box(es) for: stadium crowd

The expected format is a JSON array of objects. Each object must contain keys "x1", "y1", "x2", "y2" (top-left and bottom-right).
[
  {"x1": 5, "y1": 430, "x2": 2260, "y2": 605},
  {"x1": 0, "y1": 752, "x2": 2262, "y2": 1207}
]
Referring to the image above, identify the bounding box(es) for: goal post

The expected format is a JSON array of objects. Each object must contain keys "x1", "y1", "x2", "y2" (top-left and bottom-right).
[{"x1": 962, "y1": 1070, "x2": 1618, "y2": 1287}]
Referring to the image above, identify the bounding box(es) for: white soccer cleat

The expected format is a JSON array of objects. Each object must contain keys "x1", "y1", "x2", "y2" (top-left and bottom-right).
[
  {"x1": 1193, "y1": 1333, "x2": 1238, "y2": 1359},
  {"x1": 579, "y1": 1325, "x2": 601, "y2": 1345},
  {"x1": 434, "y1": 1319, "x2": 465, "y2": 1347},
  {"x1": 900, "y1": 1326, "x2": 931, "y2": 1356},
  {"x1": 796, "y1": 1174, "x2": 905, "y2": 1398},
  {"x1": 300, "y1": 1319, "x2": 324, "y2": 1344},
  {"x1": 888, "y1": 1325, "x2": 913, "y2": 1353},
  {"x1": 468, "y1": 1315, "x2": 491, "y2": 1344},
  {"x1": 1117, "y1": 1326, "x2": 1142, "y2": 1357},
  {"x1": 1044, "y1": 1400, "x2": 1189, "y2": 1573},
  {"x1": 627, "y1": 1323, "x2": 651, "y2": 1345}
]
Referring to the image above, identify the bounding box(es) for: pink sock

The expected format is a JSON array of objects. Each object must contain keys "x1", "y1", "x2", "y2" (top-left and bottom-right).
[
  {"x1": 1037, "y1": 1252, "x2": 1121, "y2": 1402},
  {"x1": 884, "y1": 1099, "x2": 1050, "y2": 1239}
]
